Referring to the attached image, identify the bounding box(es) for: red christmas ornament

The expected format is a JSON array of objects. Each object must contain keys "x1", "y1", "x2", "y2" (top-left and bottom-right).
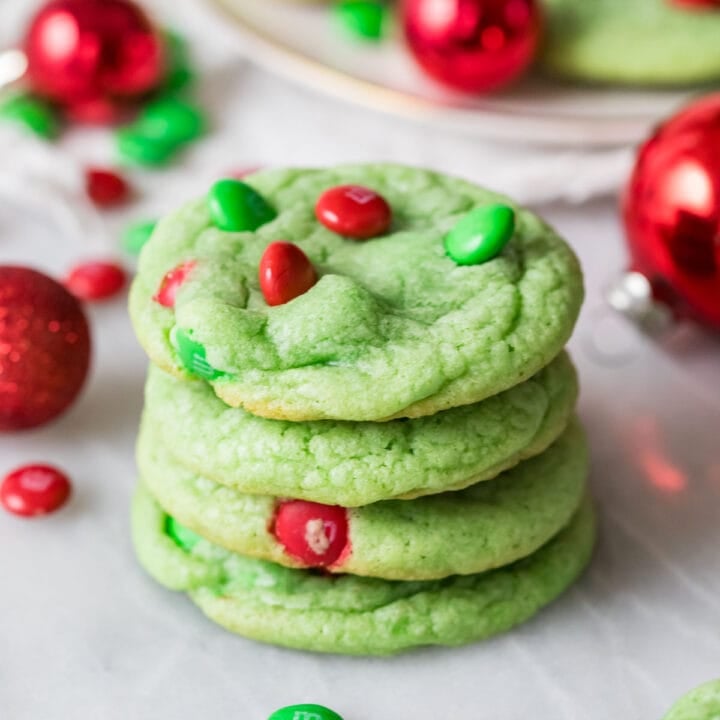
[
  {"x1": 315, "y1": 185, "x2": 392, "y2": 239},
  {"x1": 1, "y1": 464, "x2": 72, "y2": 517},
  {"x1": 65, "y1": 261, "x2": 127, "y2": 301},
  {"x1": 23, "y1": 0, "x2": 164, "y2": 120},
  {"x1": 402, "y1": 0, "x2": 541, "y2": 93},
  {"x1": 670, "y1": 0, "x2": 720, "y2": 8},
  {"x1": 85, "y1": 167, "x2": 131, "y2": 207},
  {"x1": 259, "y1": 242, "x2": 317, "y2": 306},
  {"x1": 622, "y1": 93, "x2": 720, "y2": 331},
  {"x1": 0, "y1": 267, "x2": 90, "y2": 431},
  {"x1": 273, "y1": 500, "x2": 349, "y2": 567},
  {"x1": 153, "y1": 260, "x2": 197, "y2": 308}
]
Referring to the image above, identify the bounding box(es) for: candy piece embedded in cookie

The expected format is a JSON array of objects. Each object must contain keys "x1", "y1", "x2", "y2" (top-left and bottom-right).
[
  {"x1": 132, "y1": 485, "x2": 596, "y2": 655},
  {"x1": 138, "y1": 419, "x2": 588, "y2": 581}
]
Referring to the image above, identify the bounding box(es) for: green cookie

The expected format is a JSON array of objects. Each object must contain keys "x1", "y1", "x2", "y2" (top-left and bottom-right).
[
  {"x1": 141, "y1": 353, "x2": 576, "y2": 506},
  {"x1": 541, "y1": 0, "x2": 720, "y2": 86},
  {"x1": 663, "y1": 680, "x2": 720, "y2": 720},
  {"x1": 129, "y1": 164, "x2": 583, "y2": 421},
  {"x1": 132, "y1": 486, "x2": 595, "y2": 655},
  {"x1": 138, "y1": 420, "x2": 588, "y2": 580}
]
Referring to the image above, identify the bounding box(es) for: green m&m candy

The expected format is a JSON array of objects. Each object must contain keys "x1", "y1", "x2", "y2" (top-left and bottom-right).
[
  {"x1": 165, "y1": 516, "x2": 201, "y2": 551},
  {"x1": 444, "y1": 203, "x2": 516, "y2": 266},
  {"x1": 0, "y1": 93, "x2": 59, "y2": 139},
  {"x1": 122, "y1": 220, "x2": 157, "y2": 256},
  {"x1": 171, "y1": 327, "x2": 224, "y2": 380},
  {"x1": 116, "y1": 128, "x2": 177, "y2": 167},
  {"x1": 335, "y1": 1, "x2": 387, "y2": 41},
  {"x1": 268, "y1": 704, "x2": 344, "y2": 720},
  {"x1": 138, "y1": 97, "x2": 206, "y2": 145},
  {"x1": 208, "y1": 179, "x2": 277, "y2": 232}
]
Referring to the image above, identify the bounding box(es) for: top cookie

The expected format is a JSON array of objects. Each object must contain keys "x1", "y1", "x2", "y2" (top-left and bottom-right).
[
  {"x1": 541, "y1": 0, "x2": 720, "y2": 86},
  {"x1": 129, "y1": 164, "x2": 583, "y2": 421}
]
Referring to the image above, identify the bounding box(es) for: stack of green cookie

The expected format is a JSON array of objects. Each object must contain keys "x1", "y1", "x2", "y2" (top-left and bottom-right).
[{"x1": 128, "y1": 163, "x2": 594, "y2": 655}]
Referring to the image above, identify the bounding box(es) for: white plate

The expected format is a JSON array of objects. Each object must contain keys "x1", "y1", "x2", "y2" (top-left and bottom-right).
[{"x1": 211, "y1": 0, "x2": 700, "y2": 147}]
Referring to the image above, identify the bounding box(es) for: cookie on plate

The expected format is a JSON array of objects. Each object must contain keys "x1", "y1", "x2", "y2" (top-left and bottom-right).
[
  {"x1": 138, "y1": 419, "x2": 588, "y2": 580},
  {"x1": 132, "y1": 485, "x2": 595, "y2": 655},
  {"x1": 129, "y1": 164, "x2": 583, "y2": 421},
  {"x1": 541, "y1": 0, "x2": 720, "y2": 86},
  {"x1": 140, "y1": 353, "x2": 577, "y2": 505}
]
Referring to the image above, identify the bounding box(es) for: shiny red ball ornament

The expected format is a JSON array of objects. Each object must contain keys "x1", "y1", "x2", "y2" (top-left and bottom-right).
[
  {"x1": 0, "y1": 267, "x2": 90, "y2": 431},
  {"x1": 671, "y1": 0, "x2": 720, "y2": 8},
  {"x1": 153, "y1": 260, "x2": 197, "y2": 308},
  {"x1": 622, "y1": 92, "x2": 720, "y2": 331},
  {"x1": 1, "y1": 464, "x2": 72, "y2": 517},
  {"x1": 273, "y1": 500, "x2": 349, "y2": 567},
  {"x1": 259, "y1": 242, "x2": 317, "y2": 306},
  {"x1": 85, "y1": 167, "x2": 131, "y2": 207},
  {"x1": 402, "y1": 0, "x2": 541, "y2": 93},
  {"x1": 315, "y1": 184, "x2": 392, "y2": 239},
  {"x1": 23, "y1": 0, "x2": 164, "y2": 119},
  {"x1": 65, "y1": 261, "x2": 127, "y2": 301}
]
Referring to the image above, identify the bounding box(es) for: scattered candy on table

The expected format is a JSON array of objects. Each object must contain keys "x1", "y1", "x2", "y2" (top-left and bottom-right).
[
  {"x1": 273, "y1": 500, "x2": 349, "y2": 567},
  {"x1": 0, "y1": 464, "x2": 72, "y2": 517},
  {"x1": 334, "y1": 0, "x2": 388, "y2": 41},
  {"x1": 122, "y1": 220, "x2": 157, "y2": 256},
  {"x1": 0, "y1": 93, "x2": 59, "y2": 139},
  {"x1": 116, "y1": 96, "x2": 207, "y2": 167},
  {"x1": 65, "y1": 261, "x2": 128, "y2": 302},
  {"x1": 153, "y1": 261, "x2": 197, "y2": 308},
  {"x1": 208, "y1": 179, "x2": 277, "y2": 232},
  {"x1": 268, "y1": 704, "x2": 344, "y2": 720},
  {"x1": 444, "y1": 203, "x2": 515, "y2": 265},
  {"x1": 85, "y1": 168, "x2": 131, "y2": 208},
  {"x1": 259, "y1": 242, "x2": 317, "y2": 306},
  {"x1": 315, "y1": 184, "x2": 392, "y2": 239},
  {"x1": 402, "y1": 0, "x2": 541, "y2": 92},
  {"x1": 0, "y1": 266, "x2": 90, "y2": 431}
]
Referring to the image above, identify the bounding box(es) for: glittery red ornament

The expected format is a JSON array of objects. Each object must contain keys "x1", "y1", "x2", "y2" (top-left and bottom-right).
[
  {"x1": 259, "y1": 242, "x2": 317, "y2": 307},
  {"x1": 315, "y1": 185, "x2": 392, "y2": 239},
  {"x1": 23, "y1": 0, "x2": 164, "y2": 121},
  {"x1": 402, "y1": 0, "x2": 541, "y2": 93},
  {"x1": 273, "y1": 500, "x2": 349, "y2": 567},
  {"x1": 622, "y1": 93, "x2": 720, "y2": 331},
  {"x1": 0, "y1": 267, "x2": 91, "y2": 431},
  {"x1": 1, "y1": 464, "x2": 72, "y2": 517}
]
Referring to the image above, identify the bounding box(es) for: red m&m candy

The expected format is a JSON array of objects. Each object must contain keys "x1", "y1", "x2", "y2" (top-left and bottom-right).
[
  {"x1": 1, "y1": 464, "x2": 72, "y2": 517},
  {"x1": 315, "y1": 185, "x2": 392, "y2": 239},
  {"x1": 259, "y1": 242, "x2": 317, "y2": 306},
  {"x1": 153, "y1": 260, "x2": 196, "y2": 308},
  {"x1": 273, "y1": 500, "x2": 349, "y2": 567},
  {"x1": 85, "y1": 167, "x2": 131, "y2": 207},
  {"x1": 65, "y1": 261, "x2": 127, "y2": 301}
]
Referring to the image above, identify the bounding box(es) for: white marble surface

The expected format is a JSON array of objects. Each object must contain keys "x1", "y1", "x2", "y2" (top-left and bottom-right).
[{"x1": 1, "y1": 2, "x2": 720, "y2": 719}]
